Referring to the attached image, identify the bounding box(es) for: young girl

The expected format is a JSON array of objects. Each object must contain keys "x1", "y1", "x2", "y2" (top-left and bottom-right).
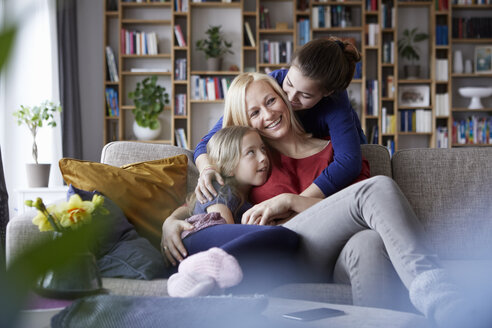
[
  {"x1": 194, "y1": 37, "x2": 365, "y2": 202},
  {"x1": 165, "y1": 126, "x2": 300, "y2": 297}
]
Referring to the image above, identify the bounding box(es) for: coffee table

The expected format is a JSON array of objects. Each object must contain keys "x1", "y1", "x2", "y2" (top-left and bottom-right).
[{"x1": 263, "y1": 297, "x2": 431, "y2": 328}]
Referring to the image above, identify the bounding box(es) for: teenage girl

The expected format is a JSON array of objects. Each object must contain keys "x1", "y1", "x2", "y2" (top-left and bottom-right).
[
  {"x1": 194, "y1": 37, "x2": 366, "y2": 202},
  {"x1": 165, "y1": 126, "x2": 300, "y2": 297}
]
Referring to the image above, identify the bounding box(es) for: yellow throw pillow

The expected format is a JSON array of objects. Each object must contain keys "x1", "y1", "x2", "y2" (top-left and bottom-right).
[{"x1": 59, "y1": 155, "x2": 188, "y2": 247}]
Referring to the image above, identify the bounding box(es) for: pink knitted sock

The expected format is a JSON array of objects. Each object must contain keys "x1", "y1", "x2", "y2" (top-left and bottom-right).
[
  {"x1": 167, "y1": 271, "x2": 216, "y2": 297},
  {"x1": 178, "y1": 247, "x2": 243, "y2": 289}
]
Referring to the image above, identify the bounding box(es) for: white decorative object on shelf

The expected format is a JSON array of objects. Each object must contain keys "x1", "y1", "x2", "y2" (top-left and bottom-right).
[
  {"x1": 465, "y1": 59, "x2": 473, "y2": 74},
  {"x1": 453, "y1": 50, "x2": 463, "y2": 74},
  {"x1": 133, "y1": 120, "x2": 161, "y2": 140},
  {"x1": 458, "y1": 87, "x2": 492, "y2": 110}
]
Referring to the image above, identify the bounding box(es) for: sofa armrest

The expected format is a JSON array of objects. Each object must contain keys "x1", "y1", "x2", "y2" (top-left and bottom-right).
[{"x1": 6, "y1": 210, "x2": 51, "y2": 266}]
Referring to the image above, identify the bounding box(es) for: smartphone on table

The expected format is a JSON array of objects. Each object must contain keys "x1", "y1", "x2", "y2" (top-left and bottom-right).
[{"x1": 282, "y1": 307, "x2": 345, "y2": 321}]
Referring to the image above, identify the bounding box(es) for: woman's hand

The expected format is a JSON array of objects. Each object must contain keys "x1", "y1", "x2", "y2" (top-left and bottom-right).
[
  {"x1": 241, "y1": 194, "x2": 295, "y2": 226},
  {"x1": 161, "y1": 216, "x2": 193, "y2": 266},
  {"x1": 195, "y1": 166, "x2": 224, "y2": 203}
]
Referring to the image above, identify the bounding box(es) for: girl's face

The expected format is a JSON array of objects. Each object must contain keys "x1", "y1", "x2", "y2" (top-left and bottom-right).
[
  {"x1": 233, "y1": 131, "x2": 269, "y2": 187},
  {"x1": 282, "y1": 65, "x2": 329, "y2": 110},
  {"x1": 245, "y1": 80, "x2": 291, "y2": 140}
]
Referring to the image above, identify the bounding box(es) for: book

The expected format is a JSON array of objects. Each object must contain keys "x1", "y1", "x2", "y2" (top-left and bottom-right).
[
  {"x1": 176, "y1": 128, "x2": 188, "y2": 149},
  {"x1": 105, "y1": 46, "x2": 119, "y2": 82},
  {"x1": 244, "y1": 22, "x2": 256, "y2": 47},
  {"x1": 174, "y1": 25, "x2": 186, "y2": 47}
]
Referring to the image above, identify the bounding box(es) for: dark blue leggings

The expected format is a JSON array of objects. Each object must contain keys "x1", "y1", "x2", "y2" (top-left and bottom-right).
[{"x1": 180, "y1": 224, "x2": 301, "y2": 292}]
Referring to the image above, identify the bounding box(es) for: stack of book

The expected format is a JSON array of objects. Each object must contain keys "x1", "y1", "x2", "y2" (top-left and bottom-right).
[
  {"x1": 121, "y1": 29, "x2": 159, "y2": 55},
  {"x1": 191, "y1": 76, "x2": 232, "y2": 101},
  {"x1": 105, "y1": 46, "x2": 119, "y2": 82}
]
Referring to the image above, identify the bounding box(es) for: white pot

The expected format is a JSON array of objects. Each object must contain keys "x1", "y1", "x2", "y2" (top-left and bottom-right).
[
  {"x1": 26, "y1": 163, "x2": 51, "y2": 188},
  {"x1": 133, "y1": 120, "x2": 161, "y2": 141}
]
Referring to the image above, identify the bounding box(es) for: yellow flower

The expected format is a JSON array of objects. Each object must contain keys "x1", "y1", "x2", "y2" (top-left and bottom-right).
[
  {"x1": 32, "y1": 204, "x2": 57, "y2": 232},
  {"x1": 28, "y1": 194, "x2": 107, "y2": 232}
]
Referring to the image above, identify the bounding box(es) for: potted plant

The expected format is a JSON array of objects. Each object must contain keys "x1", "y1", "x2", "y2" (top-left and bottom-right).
[
  {"x1": 128, "y1": 75, "x2": 169, "y2": 140},
  {"x1": 196, "y1": 25, "x2": 233, "y2": 71},
  {"x1": 13, "y1": 101, "x2": 62, "y2": 187},
  {"x1": 398, "y1": 28, "x2": 429, "y2": 79}
]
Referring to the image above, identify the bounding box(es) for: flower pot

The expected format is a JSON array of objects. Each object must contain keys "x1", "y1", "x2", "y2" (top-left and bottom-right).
[
  {"x1": 133, "y1": 120, "x2": 161, "y2": 141},
  {"x1": 36, "y1": 250, "x2": 103, "y2": 299},
  {"x1": 26, "y1": 163, "x2": 51, "y2": 188},
  {"x1": 206, "y1": 57, "x2": 222, "y2": 71},
  {"x1": 403, "y1": 65, "x2": 420, "y2": 79}
]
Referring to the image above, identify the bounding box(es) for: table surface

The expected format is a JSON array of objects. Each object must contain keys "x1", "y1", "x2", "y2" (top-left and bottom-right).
[{"x1": 264, "y1": 297, "x2": 431, "y2": 328}]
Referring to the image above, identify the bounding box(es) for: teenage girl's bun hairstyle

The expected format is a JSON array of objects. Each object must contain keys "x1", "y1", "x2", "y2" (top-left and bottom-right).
[{"x1": 292, "y1": 37, "x2": 361, "y2": 93}]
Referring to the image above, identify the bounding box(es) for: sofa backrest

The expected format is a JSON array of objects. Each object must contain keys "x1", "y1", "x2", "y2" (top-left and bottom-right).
[
  {"x1": 101, "y1": 141, "x2": 199, "y2": 194},
  {"x1": 392, "y1": 148, "x2": 492, "y2": 260},
  {"x1": 361, "y1": 144, "x2": 392, "y2": 178}
]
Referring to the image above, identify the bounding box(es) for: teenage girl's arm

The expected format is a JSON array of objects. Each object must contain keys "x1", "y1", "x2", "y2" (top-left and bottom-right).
[
  {"x1": 242, "y1": 193, "x2": 322, "y2": 226},
  {"x1": 194, "y1": 117, "x2": 225, "y2": 202},
  {"x1": 300, "y1": 90, "x2": 363, "y2": 197}
]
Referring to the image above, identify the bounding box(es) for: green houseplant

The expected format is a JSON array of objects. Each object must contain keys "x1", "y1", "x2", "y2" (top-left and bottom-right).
[
  {"x1": 12, "y1": 101, "x2": 62, "y2": 187},
  {"x1": 128, "y1": 75, "x2": 169, "y2": 140},
  {"x1": 398, "y1": 28, "x2": 429, "y2": 79},
  {"x1": 196, "y1": 25, "x2": 233, "y2": 71}
]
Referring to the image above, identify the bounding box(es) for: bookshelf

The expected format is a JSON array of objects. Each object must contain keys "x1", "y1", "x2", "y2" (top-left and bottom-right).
[{"x1": 103, "y1": 0, "x2": 492, "y2": 151}]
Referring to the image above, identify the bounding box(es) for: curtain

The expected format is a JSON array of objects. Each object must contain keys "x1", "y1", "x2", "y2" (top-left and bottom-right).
[
  {"x1": 0, "y1": 146, "x2": 8, "y2": 265},
  {"x1": 57, "y1": 0, "x2": 82, "y2": 159}
]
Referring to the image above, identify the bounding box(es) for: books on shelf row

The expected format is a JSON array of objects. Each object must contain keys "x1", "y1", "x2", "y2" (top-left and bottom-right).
[
  {"x1": 384, "y1": 75, "x2": 395, "y2": 98},
  {"x1": 381, "y1": 107, "x2": 396, "y2": 134},
  {"x1": 400, "y1": 109, "x2": 432, "y2": 133},
  {"x1": 365, "y1": 80, "x2": 379, "y2": 116},
  {"x1": 175, "y1": 0, "x2": 188, "y2": 12},
  {"x1": 105, "y1": 88, "x2": 120, "y2": 117},
  {"x1": 259, "y1": 6, "x2": 272, "y2": 29},
  {"x1": 382, "y1": 41, "x2": 394, "y2": 64},
  {"x1": 436, "y1": 126, "x2": 449, "y2": 149},
  {"x1": 175, "y1": 128, "x2": 189, "y2": 149},
  {"x1": 311, "y1": 5, "x2": 353, "y2": 29},
  {"x1": 435, "y1": 0, "x2": 449, "y2": 10},
  {"x1": 366, "y1": 0, "x2": 378, "y2": 11},
  {"x1": 452, "y1": 17, "x2": 492, "y2": 39},
  {"x1": 175, "y1": 58, "x2": 187, "y2": 80},
  {"x1": 105, "y1": 46, "x2": 119, "y2": 82},
  {"x1": 174, "y1": 25, "x2": 187, "y2": 47},
  {"x1": 381, "y1": 3, "x2": 395, "y2": 29},
  {"x1": 121, "y1": 29, "x2": 159, "y2": 55},
  {"x1": 435, "y1": 59, "x2": 449, "y2": 81},
  {"x1": 354, "y1": 62, "x2": 363, "y2": 79},
  {"x1": 386, "y1": 139, "x2": 395, "y2": 157},
  {"x1": 452, "y1": 0, "x2": 492, "y2": 4},
  {"x1": 435, "y1": 93, "x2": 450, "y2": 117},
  {"x1": 369, "y1": 125, "x2": 379, "y2": 144},
  {"x1": 122, "y1": 0, "x2": 169, "y2": 2},
  {"x1": 260, "y1": 40, "x2": 293, "y2": 65},
  {"x1": 436, "y1": 25, "x2": 448, "y2": 45},
  {"x1": 244, "y1": 22, "x2": 256, "y2": 47},
  {"x1": 366, "y1": 23, "x2": 379, "y2": 46},
  {"x1": 191, "y1": 75, "x2": 232, "y2": 101},
  {"x1": 297, "y1": 19, "x2": 310, "y2": 46},
  {"x1": 452, "y1": 117, "x2": 492, "y2": 145},
  {"x1": 175, "y1": 94, "x2": 187, "y2": 116}
]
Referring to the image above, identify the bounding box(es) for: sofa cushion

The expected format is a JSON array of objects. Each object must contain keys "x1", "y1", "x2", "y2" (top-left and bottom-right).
[
  {"x1": 59, "y1": 155, "x2": 188, "y2": 248},
  {"x1": 392, "y1": 148, "x2": 492, "y2": 260},
  {"x1": 101, "y1": 141, "x2": 199, "y2": 194},
  {"x1": 68, "y1": 185, "x2": 166, "y2": 280}
]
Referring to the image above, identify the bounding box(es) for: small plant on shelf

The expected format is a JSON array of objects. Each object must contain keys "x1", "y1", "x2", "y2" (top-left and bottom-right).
[
  {"x1": 196, "y1": 25, "x2": 233, "y2": 71},
  {"x1": 398, "y1": 28, "x2": 429, "y2": 79},
  {"x1": 128, "y1": 76, "x2": 169, "y2": 140}
]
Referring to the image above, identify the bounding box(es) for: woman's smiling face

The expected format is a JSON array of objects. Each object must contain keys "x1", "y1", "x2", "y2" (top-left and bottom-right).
[{"x1": 245, "y1": 80, "x2": 291, "y2": 140}]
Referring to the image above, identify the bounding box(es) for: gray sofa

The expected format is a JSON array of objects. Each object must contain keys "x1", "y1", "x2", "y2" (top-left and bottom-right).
[{"x1": 6, "y1": 142, "x2": 492, "y2": 307}]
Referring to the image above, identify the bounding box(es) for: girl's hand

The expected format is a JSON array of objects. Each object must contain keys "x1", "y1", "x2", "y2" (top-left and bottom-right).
[
  {"x1": 195, "y1": 166, "x2": 224, "y2": 203},
  {"x1": 161, "y1": 216, "x2": 193, "y2": 266},
  {"x1": 241, "y1": 194, "x2": 294, "y2": 225}
]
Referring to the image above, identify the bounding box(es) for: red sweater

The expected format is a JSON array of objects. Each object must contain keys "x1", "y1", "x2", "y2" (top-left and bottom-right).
[{"x1": 250, "y1": 142, "x2": 370, "y2": 204}]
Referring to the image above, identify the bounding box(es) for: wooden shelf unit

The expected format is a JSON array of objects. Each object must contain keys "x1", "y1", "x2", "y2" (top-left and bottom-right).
[{"x1": 103, "y1": 0, "x2": 492, "y2": 150}]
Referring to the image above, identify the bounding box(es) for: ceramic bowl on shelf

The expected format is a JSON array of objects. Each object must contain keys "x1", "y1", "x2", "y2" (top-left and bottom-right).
[{"x1": 458, "y1": 87, "x2": 492, "y2": 109}]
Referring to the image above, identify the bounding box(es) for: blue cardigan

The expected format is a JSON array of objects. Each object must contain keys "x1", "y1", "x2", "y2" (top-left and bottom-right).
[{"x1": 193, "y1": 69, "x2": 367, "y2": 197}]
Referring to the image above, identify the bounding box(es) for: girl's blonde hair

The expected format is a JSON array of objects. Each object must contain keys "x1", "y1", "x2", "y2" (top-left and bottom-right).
[
  {"x1": 223, "y1": 72, "x2": 308, "y2": 139},
  {"x1": 187, "y1": 126, "x2": 256, "y2": 215}
]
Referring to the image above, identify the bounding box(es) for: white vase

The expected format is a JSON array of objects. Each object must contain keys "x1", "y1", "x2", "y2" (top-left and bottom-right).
[
  {"x1": 133, "y1": 120, "x2": 161, "y2": 141},
  {"x1": 26, "y1": 163, "x2": 51, "y2": 188},
  {"x1": 453, "y1": 50, "x2": 463, "y2": 74},
  {"x1": 465, "y1": 59, "x2": 473, "y2": 74}
]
